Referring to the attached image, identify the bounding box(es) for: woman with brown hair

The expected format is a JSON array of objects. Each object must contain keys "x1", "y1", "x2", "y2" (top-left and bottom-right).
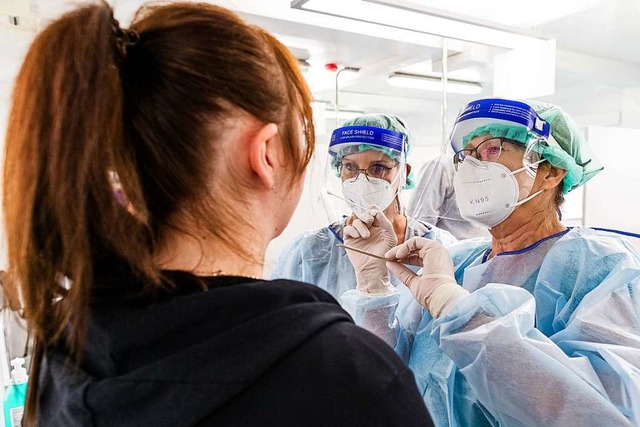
[{"x1": 2, "y1": 2, "x2": 433, "y2": 426}]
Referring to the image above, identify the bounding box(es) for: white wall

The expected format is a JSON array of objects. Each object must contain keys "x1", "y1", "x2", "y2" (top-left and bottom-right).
[{"x1": 583, "y1": 126, "x2": 640, "y2": 250}]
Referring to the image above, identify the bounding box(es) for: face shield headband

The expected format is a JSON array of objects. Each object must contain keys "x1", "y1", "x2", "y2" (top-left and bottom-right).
[
  {"x1": 329, "y1": 125, "x2": 406, "y2": 162},
  {"x1": 449, "y1": 98, "x2": 551, "y2": 154}
]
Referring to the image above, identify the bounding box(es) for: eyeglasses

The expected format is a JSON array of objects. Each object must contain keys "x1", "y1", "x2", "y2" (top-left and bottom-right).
[
  {"x1": 453, "y1": 137, "x2": 509, "y2": 170},
  {"x1": 339, "y1": 161, "x2": 398, "y2": 179}
]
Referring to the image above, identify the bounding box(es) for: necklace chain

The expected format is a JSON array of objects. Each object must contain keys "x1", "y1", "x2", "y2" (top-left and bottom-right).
[{"x1": 190, "y1": 269, "x2": 263, "y2": 281}]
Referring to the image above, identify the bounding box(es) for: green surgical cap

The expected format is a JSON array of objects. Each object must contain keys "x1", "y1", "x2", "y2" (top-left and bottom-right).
[
  {"x1": 528, "y1": 100, "x2": 603, "y2": 194},
  {"x1": 332, "y1": 114, "x2": 416, "y2": 189},
  {"x1": 462, "y1": 102, "x2": 603, "y2": 194}
]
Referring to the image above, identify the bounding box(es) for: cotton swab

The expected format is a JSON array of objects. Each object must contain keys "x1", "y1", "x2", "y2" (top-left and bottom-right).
[
  {"x1": 337, "y1": 244, "x2": 419, "y2": 265},
  {"x1": 325, "y1": 190, "x2": 369, "y2": 211},
  {"x1": 337, "y1": 244, "x2": 389, "y2": 260}
]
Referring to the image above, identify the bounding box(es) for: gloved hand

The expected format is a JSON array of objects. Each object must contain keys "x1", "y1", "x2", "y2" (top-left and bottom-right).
[
  {"x1": 344, "y1": 208, "x2": 397, "y2": 296},
  {"x1": 385, "y1": 237, "x2": 469, "y2": 318}
]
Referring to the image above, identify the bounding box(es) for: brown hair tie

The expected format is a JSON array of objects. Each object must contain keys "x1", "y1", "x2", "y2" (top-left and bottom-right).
[{"x1": 112, "y1": 18, "x2": 139, "y2": 59}]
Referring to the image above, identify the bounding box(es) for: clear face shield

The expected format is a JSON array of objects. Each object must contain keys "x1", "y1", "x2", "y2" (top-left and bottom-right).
[
  {"x1": 320, "y1": 125, "x2": 408, "y2": 223},
  {"x1": 408, "y1": 98, "x2": 551, "y2": 233}
]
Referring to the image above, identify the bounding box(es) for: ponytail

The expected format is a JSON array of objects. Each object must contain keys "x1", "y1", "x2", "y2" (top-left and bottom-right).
[
  {"x1": 4, "y1": 3, "x2": 315, "y2": 424},
  {"x1": 4, "y1": 3, "x2": 156, "y2": 423}
]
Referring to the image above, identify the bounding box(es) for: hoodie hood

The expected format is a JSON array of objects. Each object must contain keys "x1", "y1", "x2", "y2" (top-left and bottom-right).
[{"x1": 39, "y1": 272, "x2": 352, "y2": 426}]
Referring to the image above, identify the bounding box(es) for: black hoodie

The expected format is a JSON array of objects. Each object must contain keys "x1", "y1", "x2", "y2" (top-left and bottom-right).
[{"x1": 38, "y1": 272, "x2": 433, "y2": 426}]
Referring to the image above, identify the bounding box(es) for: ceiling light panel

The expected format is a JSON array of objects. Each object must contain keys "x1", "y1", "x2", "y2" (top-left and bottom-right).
[
  {"x1": 388, "y1": 72, "x2": 482, "y2": 94},
  {"x1": 293, "y1": 0, "x2": 549, "y2": 49},
  {"x1": 369, "y1": 0, "x2": 606, "y2": 28}
]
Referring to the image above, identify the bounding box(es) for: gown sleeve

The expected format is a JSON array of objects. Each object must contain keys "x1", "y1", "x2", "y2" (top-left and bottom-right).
[{"x1": 430, "y1": 238, "x2": 640, "y2": 427}]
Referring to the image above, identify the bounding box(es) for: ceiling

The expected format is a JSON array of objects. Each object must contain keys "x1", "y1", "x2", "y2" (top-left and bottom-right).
[
  {"x1": 369, "y1": 0, "x2": 607, "y2": 28},
  {"x1": 539, "y1": 0, "x2": 640, "y2": 65},
  {"x1": 2, "y1": 0, "x2": 640, "y2": 144}
]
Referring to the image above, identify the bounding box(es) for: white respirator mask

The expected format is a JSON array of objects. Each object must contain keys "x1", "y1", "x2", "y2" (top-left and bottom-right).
[
  {"x1": 342, "y1": 165, "x2": 404, "y2": 220},
  {"x1": 453, "y1": 156, "x2": 545, "y2": 229}
]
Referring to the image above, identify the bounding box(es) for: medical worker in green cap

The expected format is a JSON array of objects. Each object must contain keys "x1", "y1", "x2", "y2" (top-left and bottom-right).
[
  {"x1": 272, "y1": 114, "x2": 456, "y2": 358},
  {"x1": 385, "y1": 99, "x2": 640, "y2": 426}
]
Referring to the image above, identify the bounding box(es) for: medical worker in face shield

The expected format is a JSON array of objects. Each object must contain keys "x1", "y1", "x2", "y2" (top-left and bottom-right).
[
  {"x1": 272, "y1": 114, "x2": 456, "y2": 357},
  {"x1": 384, "y1": 99, "x2": 640, "y2": 427}
]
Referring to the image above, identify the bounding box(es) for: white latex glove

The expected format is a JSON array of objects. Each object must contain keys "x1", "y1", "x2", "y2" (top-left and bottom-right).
[
  {"x1": 343, "y1": 209, "x2": 398, "y2": 296},
  {"x1": 385, "y1": 237, "x2": 469, "y2": 318}
]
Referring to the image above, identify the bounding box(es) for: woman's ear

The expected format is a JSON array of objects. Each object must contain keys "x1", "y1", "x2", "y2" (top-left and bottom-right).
[
  {"x1": 405, "y1": 163, "x2": 412, "y2": 180},
  {"x1": 247, "y1": 123, "x2": 279, "y2": 189},
  {"x1": 538, "y1": 162, "x2": 567, "y2": 190}
]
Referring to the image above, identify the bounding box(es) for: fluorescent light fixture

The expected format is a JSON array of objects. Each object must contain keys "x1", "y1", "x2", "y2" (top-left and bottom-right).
[
  {"x1": 369, "y1": 0, "x2": 605, "y2": 28},
  {"x1": 324, "y1": 109, "x2": 365, "y2": 120},
  {"x1": 292, "y1": 0, "x2": 549, "y2": 50},
  {"x1": 388, "y1": 72, "x2": 482, "y2": 95}
]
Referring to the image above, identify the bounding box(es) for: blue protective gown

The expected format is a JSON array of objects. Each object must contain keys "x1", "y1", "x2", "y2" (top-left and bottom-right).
[
  {"x1": 409, "y1": 227, "x2": 640, "y2": 427},
  {"x1": 272, "y1": 217, "x2": 457, "y2": 359}
]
